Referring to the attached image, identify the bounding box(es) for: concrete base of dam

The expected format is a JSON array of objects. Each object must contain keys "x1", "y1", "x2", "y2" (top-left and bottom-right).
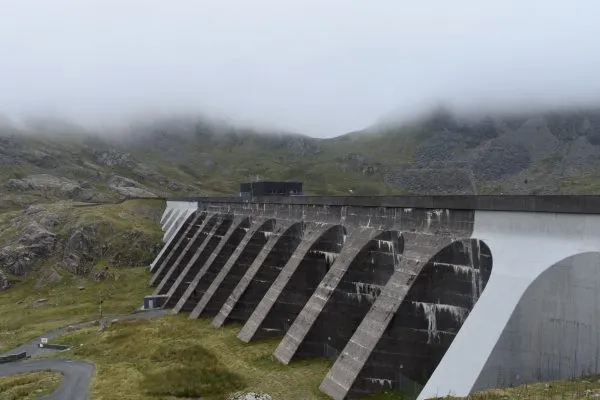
[{"x1": 148, "y1": 195, "x2": 600, "y2": 399}]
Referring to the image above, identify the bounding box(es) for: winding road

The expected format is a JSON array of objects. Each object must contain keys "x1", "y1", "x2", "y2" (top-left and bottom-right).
[{"x1": 0, "y1": 309, "x2": 169, "y2": 400}]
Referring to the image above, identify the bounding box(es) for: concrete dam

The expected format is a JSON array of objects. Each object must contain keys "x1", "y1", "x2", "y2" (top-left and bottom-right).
[{"x1": 148, "y1": 195, "x2": 600, "y2": 399}]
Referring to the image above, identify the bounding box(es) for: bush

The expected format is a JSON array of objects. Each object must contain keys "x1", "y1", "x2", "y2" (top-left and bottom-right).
[{"x1": 142, "y1": 344, "x2": 245, "y2": 398}]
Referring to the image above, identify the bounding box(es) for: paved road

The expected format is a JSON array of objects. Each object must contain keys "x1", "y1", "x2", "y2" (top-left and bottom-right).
[
  {"x1": 0, "y1": 309, "x2": 169, "y2": 400},
  {"x1": 0, "y1": 359, "x2": 94, "y2": 400}
]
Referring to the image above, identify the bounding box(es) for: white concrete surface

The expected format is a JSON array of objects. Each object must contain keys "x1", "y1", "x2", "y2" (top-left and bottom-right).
[
  {"x1": 472, "y1": 251, "x2": 600, "y2": 391},
  {"x1": 149, "y1": 201, "x2": 197, "y2": 271},
  {"x1": 163, "y1": 201, "x2": 197, "y2": 243},
  {"x1": 419, "y1": 211, "x2": 600, "y2": 399}
]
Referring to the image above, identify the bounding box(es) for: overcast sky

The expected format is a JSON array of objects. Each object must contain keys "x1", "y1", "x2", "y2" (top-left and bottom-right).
[{"x1": 1, "y1": 1, "x2": 600, "y2": 137}]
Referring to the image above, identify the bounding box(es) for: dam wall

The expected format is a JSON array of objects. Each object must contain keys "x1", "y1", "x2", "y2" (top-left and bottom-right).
[{"x1": 149, "y1": 195, "x2": 600, "y2": 399}]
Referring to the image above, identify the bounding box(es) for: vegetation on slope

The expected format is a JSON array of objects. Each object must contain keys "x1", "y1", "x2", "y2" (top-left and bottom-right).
[
  {"x1": 0, "y1": 198, "x2": 164, "y2": 350},
  {"x1": 0, "y1": 267, "x2": 153, "y2": 353},
  {"x1": 0, "y1": 198, "x2": 164, "y2": 290},
  {"x1": 5, "y1": 107, "x2": 600, "y2": 209},
  {"x1": 56, "y1": 316, "x2": 331, "y2": 400},
  {"x1": 0, "y1": 370, "x2": 63, "y2": 400}
]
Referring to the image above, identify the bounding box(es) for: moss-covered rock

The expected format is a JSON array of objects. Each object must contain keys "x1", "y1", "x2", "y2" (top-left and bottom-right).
[{"x1": 0, "y1": 199, "x2": 164, "y2": 290}]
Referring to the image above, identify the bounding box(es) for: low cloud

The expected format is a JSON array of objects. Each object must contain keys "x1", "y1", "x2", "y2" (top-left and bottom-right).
[{"x1": 1, "y1": 0, "x2": 600, "y2": 137}]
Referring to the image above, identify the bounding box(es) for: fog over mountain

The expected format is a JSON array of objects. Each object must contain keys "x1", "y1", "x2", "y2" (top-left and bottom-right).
[{"x1": 2, "y1": 0, "x2": 600, "y2": 137}]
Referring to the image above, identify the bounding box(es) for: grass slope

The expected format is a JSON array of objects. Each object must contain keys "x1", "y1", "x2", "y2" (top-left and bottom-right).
[
  {"x1": 0, "y1": 371, "x2": 62, "y2": 400},
  {"x1": 0, "y1": 267, "x2": 153, "y2": 353},
  {"x1": 0, "y1": 198, "x2": 165, "y2": 352},
  {"x1": 57, "y1": 317, "x2": 331, "y2": 400}
]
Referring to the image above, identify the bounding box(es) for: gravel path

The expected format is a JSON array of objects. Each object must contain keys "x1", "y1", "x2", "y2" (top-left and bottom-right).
[{"x1": 0, "y1": 309, "x2": 169, "y2": 400}]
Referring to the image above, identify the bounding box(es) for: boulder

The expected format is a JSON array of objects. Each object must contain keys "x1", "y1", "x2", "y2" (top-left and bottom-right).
[{"x1": 228, "y1": 392, "x2": 273, "y2": 400}]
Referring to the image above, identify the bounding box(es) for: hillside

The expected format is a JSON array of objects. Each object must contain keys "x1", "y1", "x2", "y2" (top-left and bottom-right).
[{"x1": 2, "y1": 107, "x2": 600, "y2": 213}]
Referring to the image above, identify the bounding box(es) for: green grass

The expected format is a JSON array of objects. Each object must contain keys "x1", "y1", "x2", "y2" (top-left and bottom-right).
[
  {"x1": 559, "y1": 173, "x2": 600, "y2": 194},
  {"x1": 56, "y1": 317, "x2": 332, "y2": 400},
  {"x1": 0, "y1": 370, "x2": 62, "y2": 400},
  {"x1": 0, "y1": 267, "x2": 153, "y2": 353},
  {"x1": 427, "y1": 375, "x2": 600, "y2": 399}
]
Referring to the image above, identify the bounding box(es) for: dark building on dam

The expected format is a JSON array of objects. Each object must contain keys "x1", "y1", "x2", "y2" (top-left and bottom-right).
[
  {"x1": 239, "y1": 181, "x2": 303, "y2": 198},
  {"x1": 148, "y1": 195, "x2": 600, "y2": 399}
]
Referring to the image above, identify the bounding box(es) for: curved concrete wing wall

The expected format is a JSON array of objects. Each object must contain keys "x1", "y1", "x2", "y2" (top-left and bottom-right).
[
  {"x1": 163, "y1": 200, "x2": 198, "y2": 243},
  {"x1": 472, "y1": 251, "x2": 600, "y2": 391},
  {"x1": 420, "y1": 211, "x2": 600, "y2": 399},
  {"x1": 150, "y1": 200, "x2": 198, "y2": 271}
]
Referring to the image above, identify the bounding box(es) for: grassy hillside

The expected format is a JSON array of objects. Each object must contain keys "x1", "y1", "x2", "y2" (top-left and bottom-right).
[{"x1": 4, "y1": 107, "x2": 600, "y2": 212}]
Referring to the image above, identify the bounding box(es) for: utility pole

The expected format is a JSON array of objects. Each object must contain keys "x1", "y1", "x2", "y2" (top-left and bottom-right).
[{"x1": 98, "y1": 290, "x2": 104, "y2": 320}]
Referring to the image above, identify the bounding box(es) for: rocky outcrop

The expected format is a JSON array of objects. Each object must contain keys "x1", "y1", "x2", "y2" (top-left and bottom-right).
[
  {"x1": 4, "y1": 174, "x2": 96, "y2": 201},
  {"x1": 470, "y1": 140, "x2": 531, "y2": 181},
  {"x1": 6, "y1": 174, "x2": 80, "y2": 193},
  {"x1": 59, "y1": 221, "x2": 112, "y2": 275},
  {"x1": 94, "y1": 149, "x2": 136, "y2": 168},
  {"x1": 385, "y1": 165, "x2": 476, "y2": 194},
  {"x1": 0, "y1": 200, "x2": 163, "y2": 290},
  {"x1": 0, "y1": 221, "x2": 56, "y2": 276},
  {"x1": 339, "y1": 153, "x2": 383, "y2": 176},
  {"x1": 0, "y1": 269, "x2": 9, "y2": 290},
  {"x1": 108, "y1": 175, "x2": 156, "y2": 198}
]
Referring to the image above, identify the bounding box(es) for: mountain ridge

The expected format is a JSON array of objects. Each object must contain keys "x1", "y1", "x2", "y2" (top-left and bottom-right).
[{"x1": 2, "y1": 106, "x2": 600, "y2": 212}]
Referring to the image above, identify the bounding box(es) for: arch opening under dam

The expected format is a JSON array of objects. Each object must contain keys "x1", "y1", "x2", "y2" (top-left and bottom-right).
[
  {"x1": 220, "y1": 221, "x2": 306, "y2": 326},
  {"x1": 194, "y1": 218, "x2": 277, "y2": 318},
  {"x1": 246, "y1": 224, "x2": 347, "y2": 340},
  {"x1": 150, "y1": 210, "x2": 200, "y2": 284},
  {"x1": 155, "y1": 212, "x2": 212, "y2": 295},
  {"x1": 181, "y1": 214, "x2": 246, "y2": 312},
  {"x1": 348, "y1": 238, "x2": 493, "y2": 399},
  {"x1": 163, "y1": 213, "x2": 234, "y2": 308},
  {"x1": 286, "y1": 230, "x2": 403, "y2": 363}
]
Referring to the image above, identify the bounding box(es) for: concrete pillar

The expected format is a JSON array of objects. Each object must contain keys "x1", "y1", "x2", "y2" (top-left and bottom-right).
[
  {"x1": 162, "y1": 209, "x2": 181, "y2": 238},
  {"x1": 212, "y1": 222, "x2": 305, "y2": 328},
  {"x1": 273, "y1": 227, "x2": 384, "y2": 365},
  {"x1": 149, "y1": 211, "x2": 200, "y2": 286},
  {"x1": 212, "y1": 220, "x2": 302, "y2": 328},
  {"x1": 189, "y1": 218, "x2": 278, "y2": 319},
  {"x1": 171, "y1": 216, "x2": 250, "y2": 314},
  {"x1": 153, "y1": 212, "x2": 214, "y2": 295},
  {"x1": 150, "y1": 210, "x2": 185, "y2": 272},
  {"x1": 159, "y1": 208, "x2": 174, "y2": 231},
  {"x1": 164, "y1": 209, "x2": 189, "y2": 243},
  {"x1": 237, "y1": 223, "x2": 342, "y2": 343},
  {"x1": 162, "y1": 213, "x2": 235, "y2": 309},
  {"x1": 319, "y1": 232, "x2": 452, "y2": 400}
]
